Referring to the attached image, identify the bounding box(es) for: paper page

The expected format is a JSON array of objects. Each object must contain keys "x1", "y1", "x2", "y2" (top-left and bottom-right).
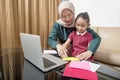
[
  {"x1": 90, "y1": 62, "x2": 101, "y2": 72},
  {"x1": 43, "y1": 50, "x2": 57, "y2": 54},
  {"x1": 69, "y1": 61, "x2": 91, "y2": 71}
]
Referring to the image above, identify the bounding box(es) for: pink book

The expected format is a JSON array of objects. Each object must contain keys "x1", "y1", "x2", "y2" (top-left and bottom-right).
[{"x1": 63, "y1": 63, "x2": 98, "y2": 80}]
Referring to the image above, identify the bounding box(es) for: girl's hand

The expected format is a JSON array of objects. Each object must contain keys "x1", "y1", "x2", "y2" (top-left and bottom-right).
[
  {"x1": 56, "y1": 44, "x2": 68, "y2": 58},
  {"x1": 76, "y1": 51, "x2": 92, "y2": 60}
]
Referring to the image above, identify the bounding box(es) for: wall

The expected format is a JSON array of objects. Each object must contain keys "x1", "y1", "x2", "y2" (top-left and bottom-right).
[{"x1": 69, "y1": 0, "x2": 120, "y2": 27}]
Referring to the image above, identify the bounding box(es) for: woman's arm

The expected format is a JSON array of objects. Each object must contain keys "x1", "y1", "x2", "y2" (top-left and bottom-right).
[
  {"x1": 87, "y1": 27, "x2": 101, "y2": 54},
  {"x1": 48, "y1": 23, "x2": 69, "y2": 58},
  {"x1": 48, "y1": 23, "x2": 58, "y2": 49}
]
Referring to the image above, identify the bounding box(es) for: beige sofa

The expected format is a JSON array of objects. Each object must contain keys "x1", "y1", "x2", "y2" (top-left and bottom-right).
[{"x1": 91, "y1": 27, "x2": 120, "y2": 71}]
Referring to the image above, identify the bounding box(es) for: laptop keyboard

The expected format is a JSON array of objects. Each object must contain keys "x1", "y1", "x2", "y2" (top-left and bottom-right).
[{"x1": 43, "y1": 58, "x2": 56, "y2": 68}]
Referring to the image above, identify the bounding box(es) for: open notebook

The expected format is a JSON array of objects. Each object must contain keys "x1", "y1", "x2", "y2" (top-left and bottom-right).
[{"x1": 20, "y1": 33, "x2": 67, "y2": 72}]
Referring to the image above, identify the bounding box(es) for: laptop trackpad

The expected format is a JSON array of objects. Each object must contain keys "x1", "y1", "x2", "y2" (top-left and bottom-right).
[{"x1": 43, "y1": 58, "x2": 56, "y2": 68}]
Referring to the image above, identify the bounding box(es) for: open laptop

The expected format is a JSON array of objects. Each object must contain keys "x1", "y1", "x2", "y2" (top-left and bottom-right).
[{"x1": 20, "y1": 33, "x2": 67, "y2": 72}]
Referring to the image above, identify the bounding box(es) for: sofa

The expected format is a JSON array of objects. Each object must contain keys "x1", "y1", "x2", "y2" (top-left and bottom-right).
[{"x1": 91, "y1": 27, "x2": 120, "y2": 71}]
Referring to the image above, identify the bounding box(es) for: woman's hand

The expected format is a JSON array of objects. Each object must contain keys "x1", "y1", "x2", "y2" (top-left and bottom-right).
[
  {"x1": 76, "y1": 51, "x2": 92, "y2": 60},
  {"x1": 56, "y1": 44, "x2": 68, "y2": 58}
]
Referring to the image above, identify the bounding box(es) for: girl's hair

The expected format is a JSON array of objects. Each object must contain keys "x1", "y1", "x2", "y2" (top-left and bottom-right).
[{"x1": 75, "y1": 12, "x2": 90, "y2": 24}]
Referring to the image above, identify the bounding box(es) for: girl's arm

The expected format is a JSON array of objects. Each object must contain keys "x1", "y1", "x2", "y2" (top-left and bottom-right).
[
  {"x1": 63, "y1": 38, "x2": 71, "y2": 48},
  {"x1": 56, "y1": 38, "x2": 71, "y2": 58}
]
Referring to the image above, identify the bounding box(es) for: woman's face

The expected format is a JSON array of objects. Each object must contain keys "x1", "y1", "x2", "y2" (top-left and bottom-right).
[
  {"x1": 61, "y1": 9, "x2": 74, "y2": 26},
  {"x1": 76, "y1": 17, "x2": 89, "y2": 33}
]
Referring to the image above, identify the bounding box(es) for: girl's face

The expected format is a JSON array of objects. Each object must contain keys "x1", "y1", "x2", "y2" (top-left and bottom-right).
[
  {"x1": 61, "y1": 9, "x2": 74, "y2": 26},
  {"x1": 76, "y1": 17, "x2": 89, "y2": 33}
]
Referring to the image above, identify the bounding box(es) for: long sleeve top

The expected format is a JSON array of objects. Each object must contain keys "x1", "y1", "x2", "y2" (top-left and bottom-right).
[{"x1": 48, "y1": 22, "x2": 101, "y2": 54}]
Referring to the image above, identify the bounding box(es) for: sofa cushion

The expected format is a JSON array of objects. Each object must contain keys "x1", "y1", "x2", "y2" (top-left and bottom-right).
[
  {"x1": 94, "y1": 49, "x2": 120, "y2": 67},
  {"x1": 91, "y1": 27, "x2": 120, "y2": 71},
  {"x1": 98, "y1": 27, "x2": 120, "y2": 52}
]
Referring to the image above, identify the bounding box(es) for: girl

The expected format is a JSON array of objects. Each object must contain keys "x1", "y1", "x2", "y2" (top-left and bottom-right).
[{"x1": 63, "y1": 12, "x2": 93, "y2": 60}]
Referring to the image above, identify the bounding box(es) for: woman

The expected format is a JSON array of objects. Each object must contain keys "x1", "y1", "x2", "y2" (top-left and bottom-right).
[{"x1": 48, "y1": 1, "x2": 101, "y2": 60}]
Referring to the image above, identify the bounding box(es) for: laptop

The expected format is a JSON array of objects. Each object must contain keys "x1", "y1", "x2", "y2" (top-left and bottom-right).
[{"x1": 20, "y1": 33, "x2": 67, "y2": 72}]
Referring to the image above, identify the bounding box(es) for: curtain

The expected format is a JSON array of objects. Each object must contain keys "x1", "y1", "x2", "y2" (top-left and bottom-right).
[{"x1": 0, "y1": 0, "x2": 60, "y2": 80}]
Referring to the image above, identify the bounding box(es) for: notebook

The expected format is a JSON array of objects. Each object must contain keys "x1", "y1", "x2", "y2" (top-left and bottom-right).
[
  {"x1": 63, "y1": 63, "x2": 98, "y2": 80},
  {"x1": 20, "y1": 33, "x2": 67, "y2": 72}
]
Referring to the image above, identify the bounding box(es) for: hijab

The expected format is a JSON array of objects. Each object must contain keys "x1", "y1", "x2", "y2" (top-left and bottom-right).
[{"x1": 56, "y1": 1, "x2": 75, "y2": 28}]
